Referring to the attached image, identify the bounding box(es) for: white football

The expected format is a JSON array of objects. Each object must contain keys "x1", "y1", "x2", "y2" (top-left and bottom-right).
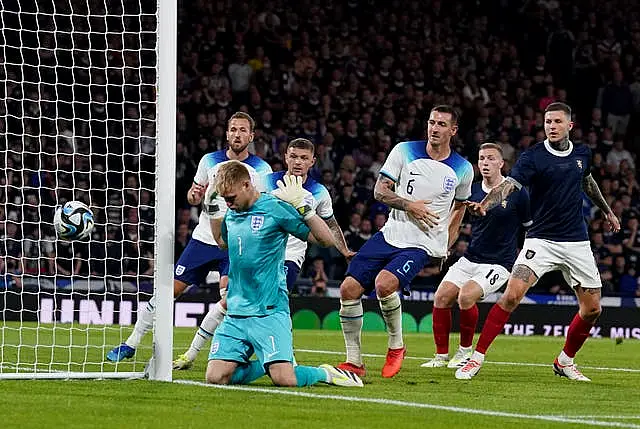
[{"x1": 53, "y1": 201, "x2": 95, "y2": 240}]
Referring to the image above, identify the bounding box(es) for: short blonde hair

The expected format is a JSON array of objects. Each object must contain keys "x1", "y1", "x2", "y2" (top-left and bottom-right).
[
  {"x1": 215, "y1": 160, "x2": 251, "y2": 194},
  {"x1": 479, "y1": 142, "x2": 503, "y2": 157}
]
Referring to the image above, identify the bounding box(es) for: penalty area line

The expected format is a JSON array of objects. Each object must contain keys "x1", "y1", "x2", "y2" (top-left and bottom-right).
[
  {"x1": 174, "y1": 380, "x2": 640, "y2": 429},
  {"x1": 294, "y1": 349, "x2": 640, "y2": 373}
]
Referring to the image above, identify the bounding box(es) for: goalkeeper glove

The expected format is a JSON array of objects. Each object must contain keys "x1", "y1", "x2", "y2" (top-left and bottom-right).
[
  {"x1": 273, "y1": 174, "x2": 315, "y2": 220},
  {"x1": 203, "y1": 186, "x2": 227, "y2": 220}
]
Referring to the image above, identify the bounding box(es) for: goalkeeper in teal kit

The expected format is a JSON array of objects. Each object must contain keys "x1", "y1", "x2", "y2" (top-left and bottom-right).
[{"x1": 205, "y1": 160, "x2": 363, "y2": 388}]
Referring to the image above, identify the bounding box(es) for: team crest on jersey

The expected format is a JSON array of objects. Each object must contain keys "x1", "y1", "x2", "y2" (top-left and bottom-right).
[
  {"x1": 251, "y1": 215, "x2": 265, "y2": 232},
  {"x1": 525, "y1": 250, "x2": 536, "y2": 259},
  {"x1": 576, "y1": 159, "x2": 583, "y2": 169},
  {"x1": 443, "y1": 176, "x2": 456, "y2": 193},
  {"x1": 501, "y1": 200, "x2": 508, "y2": 208},
  {"x1": 175, "y1": 265, "x2": 185, "y2": 276}
]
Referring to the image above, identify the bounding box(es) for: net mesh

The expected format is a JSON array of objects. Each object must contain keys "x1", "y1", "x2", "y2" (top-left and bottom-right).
[{"x1": 0, "y1": 0, "x2": 158, "y2": 376}]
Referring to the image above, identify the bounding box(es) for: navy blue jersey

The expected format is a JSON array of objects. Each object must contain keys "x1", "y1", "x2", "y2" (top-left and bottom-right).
[
  {"x1": 509, "y1": 140, "x2": 591, "y2": 242},
  {"x1": 465, "y1": 181, "x2": 532, "y2": 270}
]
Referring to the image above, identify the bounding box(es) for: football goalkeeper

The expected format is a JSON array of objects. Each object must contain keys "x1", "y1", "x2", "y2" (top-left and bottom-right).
[{"x1": 205, "y1": 160, "x2": 363, "y2": 388}]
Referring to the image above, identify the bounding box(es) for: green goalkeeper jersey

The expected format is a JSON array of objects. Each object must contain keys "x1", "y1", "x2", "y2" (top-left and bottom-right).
[{"x1": 221, "y1": 193, "x2": 310, "y2": 317}]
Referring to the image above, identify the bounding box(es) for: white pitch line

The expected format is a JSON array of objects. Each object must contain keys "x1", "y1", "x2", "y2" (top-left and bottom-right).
[
  {"x1": 174, "y1": 379, "x2": 640, "y2": 429},
  {"x1": 560, "y1": 416, "x2": 640, "y2": 420},
  {"x1": 295, "y1": 349, "x2": 640, "y2": 373}
]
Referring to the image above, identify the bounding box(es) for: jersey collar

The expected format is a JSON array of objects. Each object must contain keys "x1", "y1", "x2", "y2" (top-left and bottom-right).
[
  {"x1": 543, "y1": 139, "x2": 573, "y2": 157},
  {"x1": 481, "y1": 176, "x2": 506, "y2": 194}
]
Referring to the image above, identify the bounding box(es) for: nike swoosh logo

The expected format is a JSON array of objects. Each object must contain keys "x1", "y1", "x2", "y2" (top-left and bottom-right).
[{"x1": 409, "y1": 171, "x2": 420, "y2": 176}]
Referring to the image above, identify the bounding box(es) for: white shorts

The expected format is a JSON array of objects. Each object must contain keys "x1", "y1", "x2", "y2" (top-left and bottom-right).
[
  {"x1": 442, "y1": 257, "x2": 510, "y2": 298},
  {"x1": 514, "y1": 238, "x2": 601, "y2": 289}
]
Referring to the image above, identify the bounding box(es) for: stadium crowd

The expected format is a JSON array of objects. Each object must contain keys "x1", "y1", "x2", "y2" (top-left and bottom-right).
[{"x1": 1, "y1": 0, "x2": 639, "y2": 297}]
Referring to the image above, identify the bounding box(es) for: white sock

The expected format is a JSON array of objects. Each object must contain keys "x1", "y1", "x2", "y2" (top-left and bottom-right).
[
  {"x1": 378, "y1": 293, "x2": 403, "y2": 349},
  {"x1": 339, "y1": 299, "x2": 364, "y2": 367},
  {"x1": 558, "y1": 350, "x2": 573, "y2": 366},
  {"x1": 435, "y1": 353, "x2": 449, "y2": 360},
  {"x1": 459, "y1": 345, "x2": 472, "y2": 352},
  {"x1": 471, "y1": 350, "x2": 485, "y2": 364},
  {"x1": 185, "y1": 301, "x2": 226, "y2": 361},
  {"x1": 125, "y1": 295, "x2": 155, "y2": 348}
]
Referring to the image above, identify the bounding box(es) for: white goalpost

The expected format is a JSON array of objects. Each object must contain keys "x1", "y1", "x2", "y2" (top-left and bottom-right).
[{"x1": 0, "y1": 0, "x2": 176, "y2": 380}]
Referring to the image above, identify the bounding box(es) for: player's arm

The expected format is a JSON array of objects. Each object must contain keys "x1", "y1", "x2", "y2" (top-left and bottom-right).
[
  {"x1": 324, "y1": 215, "x2": 355, "y2": 259},
  {"x1": 447, "y1": 201, "x2": 466, "y2": 249},
  {"x1": 374, "y1": 175, "x2": 439, "y2": 228},
  {"x1": 272, "y1": 175, "x2": 335, "y2": 247},
  {"x1": 210, "y1": 217, "x2": 227, "y2": 249},
  {"x1": 466, "y1": 177, "x2": 519, "y2": 216},
  {"x1": 582, "y1": 173, "x2": 621, "y2": 233},
  {"x1": 305, "y1": 215, "x2": 336, "y2": 247},
  {"x1": 187, "y1": 181, "x2": 207, "y2": 205}
]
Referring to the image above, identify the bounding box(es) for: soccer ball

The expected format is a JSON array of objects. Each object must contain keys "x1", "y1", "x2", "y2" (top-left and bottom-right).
[{"x1": 53, "y1": 201, "x2": 95, "y2": 240}]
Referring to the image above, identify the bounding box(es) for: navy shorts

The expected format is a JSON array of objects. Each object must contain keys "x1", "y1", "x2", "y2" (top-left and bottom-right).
[
  {"x1": 175, "y1": 239, "x2": 230, "y2": 287},
  {"x1": 346, "y1": 232, "x2": 430, "y2": 295},
  {"x1": 284, "y1": 260, "x2": 301, "y2": 293}
]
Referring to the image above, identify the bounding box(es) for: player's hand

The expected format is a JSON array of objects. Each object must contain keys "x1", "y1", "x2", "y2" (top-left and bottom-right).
[
  {"x1": 343, "y1": 250, "x2": 357, "y2": 262},
  {"x1": 464, "y1": 201, "x2": 487, "y2": 216},
  {"x1": 189, "y1": 182, "x2": 207, "y2": 204},
  {"x1": 406, "y1": 199, "x2": 439, "y2": 230},
  {"x1": 274, "y1": 174, "x2": 315, "y2": 219},
  {"x1": 605, "y1": 211, "x2": 621, "y2": 233}
]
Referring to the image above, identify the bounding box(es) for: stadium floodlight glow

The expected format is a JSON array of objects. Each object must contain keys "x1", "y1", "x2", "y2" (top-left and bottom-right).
[{"x1": 0, "y1": 0, "x2": 176, "y2": 380}]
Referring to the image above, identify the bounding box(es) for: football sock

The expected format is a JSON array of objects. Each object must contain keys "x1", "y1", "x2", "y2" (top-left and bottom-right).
[
  {"x1": 295, "y1": 365, "x2": 327, "y2": 387},
  {"x1": 561, "y1": 313, "x2": 593, "y2": 360},
  {"x1": 378, "y1": 293, "x2": 404, "y2": 349},
  {"x1": 459, "y1": 304, "x2": 479, "y2": 348},
  {"x1": 185, "y1": 301, "x2": 226, "y2": 361},
  {"x1": 432, "y1": 307, "x2": 452, "y2": 355},
  {"x1": 476, "y1": 304, "x2": 511, "y2": 354},
  {"x1": 125, "y1": 294, "x2": 155, "y2": 348},
  {"x1": 230, "y1": 360, "x2": 266, "y2": 385},
  {"x1": 339, "y1": 299, "x2": 364, "y2": 366}
]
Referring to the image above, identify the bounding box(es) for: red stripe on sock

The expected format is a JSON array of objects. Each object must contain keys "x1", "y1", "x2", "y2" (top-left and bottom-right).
[
  {"x1": 476, "y1": 304, "x2": 511, "y2": 354},
  {"x1": 563, "y1": 313, "x2": 594, "y2": 358},
  {"x1": 459, "y1": 304, "x2": 479, "y2": 348},
  {"x1": 432, "y1": 307, "x2": 452, "y2": 355}
]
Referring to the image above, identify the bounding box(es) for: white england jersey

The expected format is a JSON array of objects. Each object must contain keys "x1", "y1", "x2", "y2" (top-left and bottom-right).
[
  {"x1": 264, "y1": 171, "x2": 334, "y2": 267},
  {"x1": 191, "y1": 150, "x2": 273, "y2": 245},
  {"x1": 379, "y1": 141, "x2": 473, "y2": 257}
]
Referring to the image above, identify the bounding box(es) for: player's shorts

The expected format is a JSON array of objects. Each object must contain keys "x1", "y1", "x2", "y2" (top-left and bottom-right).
[
  {"x1": 209, "y1": 311, "x2": 294, "y2": 368},
  {"x1": 284, "y1": 260, "x2": 301, "y2": 293},
  {"x1": 442, "y1": 256, "x2": 510, "y2": 298},
  {"x1": 175, "y1": 239, "x2": 230, "y2": 286},
  {"x1": 514, "y1": 238, "x2": 601, "y2": 289},
  {"x1": 346, "y1": 231, "x2": 430, "y2": 295}
]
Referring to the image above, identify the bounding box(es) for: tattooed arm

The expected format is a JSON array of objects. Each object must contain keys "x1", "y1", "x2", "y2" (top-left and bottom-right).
[
  {"x1": 582, "y1": 173, "x2": 621, "y2": 233},
  {"x1": 373, "y1": 175, "x2": 411, "y2": 210},
  {"x1": 582, "y1": 173, "x2": 610, "y2": 214},
  {"x1": 465, "y1": 177, "x2": 519, "y2": 216},
  {"x1": 324, "y1": 216, "x2": 355, "y2": 259},
  {"x1": 374, "y1": 175, "x2": 440, "y2": 228}
]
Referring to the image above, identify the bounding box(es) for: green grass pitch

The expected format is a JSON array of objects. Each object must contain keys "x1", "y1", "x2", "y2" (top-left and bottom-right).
[{"x1": 1, "y1": 323, "x2": 639, "y2": 429}]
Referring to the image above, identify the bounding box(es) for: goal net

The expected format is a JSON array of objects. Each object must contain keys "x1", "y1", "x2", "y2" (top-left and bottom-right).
[{"x1": 0, "y1": 0, "x2": 175, "y2": 379}]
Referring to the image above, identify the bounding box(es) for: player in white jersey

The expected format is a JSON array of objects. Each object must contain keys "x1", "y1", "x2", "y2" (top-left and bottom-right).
[
  {"x1": 172, "y1": 138, "x2": 354, "y2": 369},
  {"x1": 421, "y1": 143, "x2": 531, "y2": 369},
  {"x1": 337, "y1": 105, "x2": 474, "y2": 378},
  {"x1": 106, "y1": 112, "x2": 272, "y2": 362},
  {"x1": 457, "y1": 102, "x2": 621, "y2": 381}
]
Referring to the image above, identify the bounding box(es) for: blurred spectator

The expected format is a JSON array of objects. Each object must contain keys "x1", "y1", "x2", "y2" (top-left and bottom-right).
[{"x1": 3, "y1": 0, "x2": 639, "y2": 296}]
